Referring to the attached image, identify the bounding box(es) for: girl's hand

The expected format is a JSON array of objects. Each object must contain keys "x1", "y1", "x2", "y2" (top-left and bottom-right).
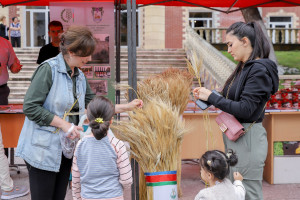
[
  {"x1": 233, "y1": 172, "x2": 243, "y2": 181},
  {"x1": 193, "y1": 87, "x2": 212, "y2": 101},
  {"x1": 128, "y1": 99, "x2": 143, "y2": 110}
]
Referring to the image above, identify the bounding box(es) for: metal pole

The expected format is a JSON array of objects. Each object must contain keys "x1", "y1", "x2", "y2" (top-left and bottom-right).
[
  {"x1": 115, "y1": 0, "x2": 121, "y2": 120},
  {"x1": 126, "y1": 1, "x2": 136, "y2": 199},
  {"x1": 127, "y1": 0, "x2": 139, "y2": 199},
  {"x1": 132, "y1": 0, "x2": 137, "y2": 93},
  {"x1": 131, "y1": 1, "x2": 139, "y2": 199},
  {"x1": 127, "y1": 0, "x2": 133, "y2": 100}
]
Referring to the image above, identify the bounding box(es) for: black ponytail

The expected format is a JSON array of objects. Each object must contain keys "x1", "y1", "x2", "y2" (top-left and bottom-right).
[
  {"x1": 223, "y1": 21, "x2": 270, "y2": 93},
  {"x1": 87, "y1": 96, "x2": 115, "y2": 140},
  {"x1": 200, "y1": 149, "x2": 238, "y2": 180}
]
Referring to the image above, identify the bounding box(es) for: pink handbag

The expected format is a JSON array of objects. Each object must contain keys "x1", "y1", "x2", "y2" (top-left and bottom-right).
[
  {"x1": 215, "y1": 75, "x2": 266, "y2": 142},
  {"x1": 215, "y1": 111, "x2": 245, "y2": 142}
]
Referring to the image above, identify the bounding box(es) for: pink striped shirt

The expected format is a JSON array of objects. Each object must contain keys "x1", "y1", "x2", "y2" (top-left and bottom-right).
[{"x1": 72, "y1": 133, "x2": 132, "y2": 200}]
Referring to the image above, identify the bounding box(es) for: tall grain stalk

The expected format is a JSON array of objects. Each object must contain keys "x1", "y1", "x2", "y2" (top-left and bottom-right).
[{"x1": 186, "y1": 52, "x2": 215, "y2": 151}]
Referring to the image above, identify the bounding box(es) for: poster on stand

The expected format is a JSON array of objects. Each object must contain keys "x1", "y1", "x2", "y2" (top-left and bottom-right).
[
  {"x1": 50, "y1": 2, "x2": 115, "y2": 103},
  {"x1": 88, "y1": 80, "x2": 108, "y2": 96}
]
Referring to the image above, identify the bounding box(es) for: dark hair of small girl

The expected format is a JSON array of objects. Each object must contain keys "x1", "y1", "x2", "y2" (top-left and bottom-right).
[
  {"x1": 87, "y1": 96, "x2": 115, "y2": 140},
  {"x1": 200, "y1": 149, "x2": 238, "y2": 180}
]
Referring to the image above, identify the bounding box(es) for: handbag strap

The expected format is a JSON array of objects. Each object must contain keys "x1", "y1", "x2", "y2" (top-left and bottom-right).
[{"x1": 226, "y1": 76, "x2": 266, "y2": 133}]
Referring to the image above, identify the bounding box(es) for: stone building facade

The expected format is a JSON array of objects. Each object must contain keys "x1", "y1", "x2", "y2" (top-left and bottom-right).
[{"x1": 0, "y1": 5, "x2": 299, "y2": 49}]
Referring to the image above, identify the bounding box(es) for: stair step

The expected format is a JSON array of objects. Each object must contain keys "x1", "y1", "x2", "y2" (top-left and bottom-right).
[{"x1": 8, "y1": 99, "x2": 24, "y2": 104}]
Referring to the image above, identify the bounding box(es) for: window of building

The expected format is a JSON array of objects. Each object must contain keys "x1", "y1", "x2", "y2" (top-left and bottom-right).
[
  {"x1": 118, "y1": 5, "x2": 139, "y2": 46},
  {"x1": 25, "y1": 6, "x2": 49, "y2": 47},
  {"x1": 189, "y1": 12, "x2": 213, "y2": 42},
  {"x1": 189, "y1": 12, "x2": 212, "y2": 28},
  {"x1": 269, "y1": 16, "x2": 292, "y2": 43}
]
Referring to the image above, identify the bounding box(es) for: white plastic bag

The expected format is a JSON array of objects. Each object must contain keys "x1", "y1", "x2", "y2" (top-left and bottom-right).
[{"x1": 60, "y1": 123, "x2": 79, "y2": 159}]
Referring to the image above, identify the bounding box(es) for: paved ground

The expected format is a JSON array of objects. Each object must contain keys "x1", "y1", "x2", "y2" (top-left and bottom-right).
[{"x1": 2, "y1": 157, "x2": 300, "y2": 200}]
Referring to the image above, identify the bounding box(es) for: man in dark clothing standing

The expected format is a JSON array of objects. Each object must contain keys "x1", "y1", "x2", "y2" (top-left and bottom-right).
[{"x1": 36, "y1": 21, "x2": 63, "y2": 64}]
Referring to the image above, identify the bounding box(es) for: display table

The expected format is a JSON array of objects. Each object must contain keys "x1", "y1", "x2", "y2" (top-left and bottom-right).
[
  {"x1": 0, "y1": 105, "x2": 25, "y2": 170},
  {"x1": 181, "y1": 113, "x2": 224, "y2": 159},
  {"x1": 0, "y1": 105, "x2": 24, "y2": 148},
  {"x1": 262, "y1": 111, "x2": 300, "y2": 184}
]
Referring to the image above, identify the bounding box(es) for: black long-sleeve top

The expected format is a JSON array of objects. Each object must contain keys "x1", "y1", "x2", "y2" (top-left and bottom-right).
[{"x1": 208, "y1": 59, "x2": 279, "y2": 123}]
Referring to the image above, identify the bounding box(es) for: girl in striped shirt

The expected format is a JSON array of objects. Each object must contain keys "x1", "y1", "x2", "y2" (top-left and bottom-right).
[{"x1": 72, "y1": 96, "x2": 132, "y2": 200}]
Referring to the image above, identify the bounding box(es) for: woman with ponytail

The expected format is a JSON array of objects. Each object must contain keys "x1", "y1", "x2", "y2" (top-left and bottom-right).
[
  {"x1": 193, "y1": 21, "x2": 279, "y2": 199},
  {"x1": 195, "y1": 149, "x2": 245, "y2": 200},
  {"x1": 72, "y1": 96, "x2": 132, "y2": 200}
]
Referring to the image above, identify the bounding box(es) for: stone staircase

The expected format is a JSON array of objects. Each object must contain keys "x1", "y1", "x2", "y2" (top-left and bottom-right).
[
  {"x1": 8, "y1": 48, "x2": 39, "y2": 104},
  {"x1": 119, "y1": 49, "x2": 187, "y2": 104},
  {"x1": 8, "y1": 48, "x2": 188, "y2": 104}
]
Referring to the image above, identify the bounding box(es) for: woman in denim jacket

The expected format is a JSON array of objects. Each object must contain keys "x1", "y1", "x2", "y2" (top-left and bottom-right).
[{"x1": 16, "y1": 26, "x2": 142, "y2": 200}]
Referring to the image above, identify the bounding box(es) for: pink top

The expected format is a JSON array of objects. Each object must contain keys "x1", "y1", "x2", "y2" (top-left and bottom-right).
[{"x1": 0, "y1": 37, "x2": 20, "y2": 85}]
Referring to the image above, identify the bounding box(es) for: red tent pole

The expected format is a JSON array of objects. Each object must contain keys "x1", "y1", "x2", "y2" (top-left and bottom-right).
[{"x1": 1, "y1": 0, "x2": 38, "y2": 7}]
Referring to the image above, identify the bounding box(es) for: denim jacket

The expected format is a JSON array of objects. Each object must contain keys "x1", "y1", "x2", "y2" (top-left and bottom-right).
[{"x1": 16, "y1": 53, "x2": 86, "y2": 172}]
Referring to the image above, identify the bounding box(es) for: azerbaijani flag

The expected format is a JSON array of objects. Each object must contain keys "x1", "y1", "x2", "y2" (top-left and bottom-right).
[{"x1": 145, "y1": 171, "x2": 178, "y2": 200}]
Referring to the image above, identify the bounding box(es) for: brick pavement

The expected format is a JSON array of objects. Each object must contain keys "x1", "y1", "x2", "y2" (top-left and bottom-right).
[{"x1": 2, "y1": 158, "x2": 300, "y2": 200}]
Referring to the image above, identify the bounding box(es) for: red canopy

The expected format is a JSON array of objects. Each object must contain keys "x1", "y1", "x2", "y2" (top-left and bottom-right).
[{"x1": 1, "y1": 0, "x2": 300, "y2": 12}]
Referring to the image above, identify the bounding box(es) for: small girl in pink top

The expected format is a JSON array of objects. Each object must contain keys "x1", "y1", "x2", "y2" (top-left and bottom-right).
[{"x1": 72, "y1": 96, "x2": 132, "y2": 200}]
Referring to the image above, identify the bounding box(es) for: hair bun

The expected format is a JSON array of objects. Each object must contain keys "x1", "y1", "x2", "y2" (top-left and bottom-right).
[
  {"x1": 89, "y1": 120, "x2": 100, "y2": 130},
  {"x1": 226, "y1": 149, "x2": 238, "y2": 166}
]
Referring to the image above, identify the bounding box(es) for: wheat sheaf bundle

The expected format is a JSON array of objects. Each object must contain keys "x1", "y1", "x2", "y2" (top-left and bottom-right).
[
  {"x1": 114, "y1": 68, "x2": 193, "y2": 200},
  {"x1": 112, "y1": 98, "x2": 187, "y2": 200}
]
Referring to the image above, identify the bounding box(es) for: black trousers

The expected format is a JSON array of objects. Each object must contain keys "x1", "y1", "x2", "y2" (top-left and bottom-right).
[
  {"x1": 26, "y1": 155, "x2": 72, "y2": 200},
  {"x1": 0, "y1": 84, "x2": 9, "y2": 157},
  {"x1": 10, "y1": 37, "x2": 20, "y2": 47},
  {"x1": 0, "y1": 84, "x2": 9, "y2": 105}
]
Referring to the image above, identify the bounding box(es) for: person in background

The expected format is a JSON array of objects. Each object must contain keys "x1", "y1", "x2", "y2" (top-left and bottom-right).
[
  {"x1": 194, "y1": 150, "x2": 245, "y2": 200},
  {"x1": 72, "y1": 96, "x2": 132, "y2": 200},
  {"x1": 0, "y1": 37, "x2": 22, "y2": 105},
  {"x1": 193, "y1": 21, "x2": 279, "y2": 199},
  {"x1": 0, "y1": 16, "x2": 9, "y2": 40},
  {"x1": 10, "y1": 17, "x2": 21, "y2": 47},
  {"x1": 0, "y1": 36, "x2": 28, "y2": 200},
  {"x1": 37, "y1": 21, "x2": 63, "y2": 64},
  {"x1": 16, "y1": 25, "x2": 142, "y2": 200}
]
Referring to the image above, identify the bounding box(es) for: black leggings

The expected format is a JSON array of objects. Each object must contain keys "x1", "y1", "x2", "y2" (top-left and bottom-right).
[
  {"x1": 26, "y1": 155, "x2": 72, "y2": 200},
  {"x1": 10, "y1": 37, "x2": 20, "y2": 47}
]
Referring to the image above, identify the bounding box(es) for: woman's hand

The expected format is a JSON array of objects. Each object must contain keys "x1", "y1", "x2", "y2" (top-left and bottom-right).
[
  {"x1": 233, "y1": 172, "x2": 243, "y2": 181},
  {"x1": 51, "y1": 116, "x2": 83, "y2": 139},
  {"x1": 62, "y1": 123, "x2": 83, "y2": 140},
  {"x1": 193, "y1": 87, "x2": 212, "y2": 101}
]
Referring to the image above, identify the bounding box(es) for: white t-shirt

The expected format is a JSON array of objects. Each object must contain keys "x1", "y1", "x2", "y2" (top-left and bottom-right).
[{"x1": 194, "y1": 178, "x2": 246, "y2": 200}]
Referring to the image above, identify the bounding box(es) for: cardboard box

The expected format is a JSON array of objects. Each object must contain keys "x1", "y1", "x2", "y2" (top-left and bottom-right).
[{"x1": 274, "y1": 156, "x2": 300, "y2": 184}]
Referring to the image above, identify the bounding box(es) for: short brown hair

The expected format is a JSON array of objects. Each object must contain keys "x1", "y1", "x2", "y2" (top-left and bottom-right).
[
  {"x1": 0, "y1": 16, "x2": 6, "y2": 22},
  {"x1": 59, "y1": 26, "x2": 97, "y2": 57},
  {"x1": 48, "y1": 20, "x2": 63, "y2": 31}
]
